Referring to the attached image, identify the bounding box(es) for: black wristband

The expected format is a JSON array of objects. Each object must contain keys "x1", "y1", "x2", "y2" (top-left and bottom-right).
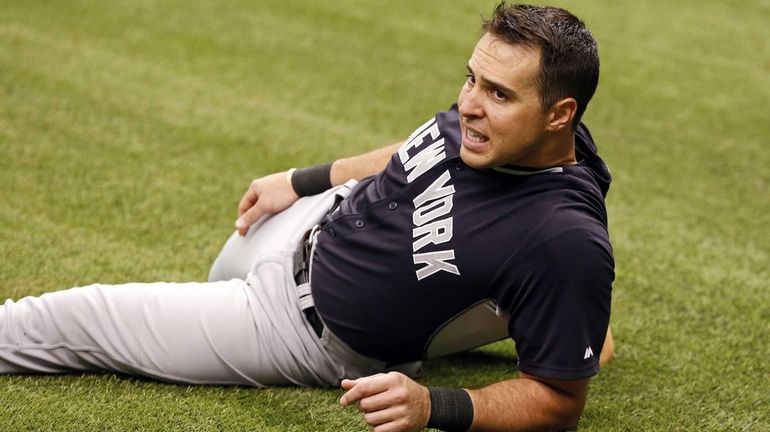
[
  {"x1": 427, "y1": 387, "x2": 474, "y2": 432},
  {"x1": 290, "y1": 163, "x2": 333, "y2": 197}
]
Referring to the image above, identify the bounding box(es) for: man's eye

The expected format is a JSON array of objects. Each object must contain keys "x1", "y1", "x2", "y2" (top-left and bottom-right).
[
  {"x1": 465, "y1": 73, "x2": 475, "y2": 85},
  {"x1": 493, "y1": 89, "x2": 507, "y2": 100}
]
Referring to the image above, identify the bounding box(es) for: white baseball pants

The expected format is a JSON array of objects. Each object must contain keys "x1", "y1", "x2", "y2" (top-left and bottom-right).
[{"x1": 0, "y1": 181, "x2": 384, "y2": 387}]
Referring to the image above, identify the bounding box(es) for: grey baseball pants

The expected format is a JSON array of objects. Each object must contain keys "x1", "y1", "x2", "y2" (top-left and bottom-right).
[{"x1": 0, "y1": 181, "x2": 385, "y2": 387}]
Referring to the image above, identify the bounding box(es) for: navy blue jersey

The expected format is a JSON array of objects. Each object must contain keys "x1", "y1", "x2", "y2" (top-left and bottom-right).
[{"x1": 311, "y1": 105, "x2": 614, "y2": 380}]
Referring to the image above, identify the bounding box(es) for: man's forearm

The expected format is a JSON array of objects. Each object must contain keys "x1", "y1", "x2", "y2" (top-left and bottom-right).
[
  {"x1": 330, "y1": 141, "x2": 403, "y2": 186},
  {"x1": 466, "y1": 374, "x2": 588, "y2": 431}
]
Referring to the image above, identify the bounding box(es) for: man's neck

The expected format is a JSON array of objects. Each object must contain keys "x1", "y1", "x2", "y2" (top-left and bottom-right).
[{"x1": 522, "y1": 129, "x2": 577, "y2": 168}]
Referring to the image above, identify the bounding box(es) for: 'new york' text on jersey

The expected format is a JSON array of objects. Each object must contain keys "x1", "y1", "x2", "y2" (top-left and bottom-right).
[{"x1": 398, "y1": 116, "x2": 460, "y2": 281}]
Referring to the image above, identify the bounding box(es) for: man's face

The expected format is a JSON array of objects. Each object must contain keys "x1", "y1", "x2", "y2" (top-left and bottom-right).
[{"x1": 458, "y1": 33, "x2": 551, "y2": 169}]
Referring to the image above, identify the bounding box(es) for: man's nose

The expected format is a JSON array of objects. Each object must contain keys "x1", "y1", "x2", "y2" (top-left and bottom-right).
[{"x1": 458, "y1": 87, "x2": 484, "y2": 119}]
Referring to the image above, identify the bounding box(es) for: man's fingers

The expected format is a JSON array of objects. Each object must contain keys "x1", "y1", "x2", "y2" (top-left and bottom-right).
[
  {"x1": 236, "y1": 202, "x2": 266, "y2": 236},
  {"x1": 363, "y1": 406, "x2": 405, "y2": 427},
  {"x1": 236, "y1": 189, "x2": 258, "y2": 234},
  {"x1": 237, "y1": 194, "x2": 254, "y2": 217},
  {"x1": 237, "y1": 182, "x2": 260, "y2": 217},
  {"x1": 340, "y1": 374, "x2": 389, "y2": 406},
  {"x1": 372, "y1": 420, "x2": 410, "y2": 432},
  {"x1": 340, "y1": 378, "x2": 358, "y2": 390},
  {"x1": 235, "y1": 222, "x2": 248, "y2": 237},
  {"x1": 356, "y1": 391, "x2": 396, "y2": 413}
]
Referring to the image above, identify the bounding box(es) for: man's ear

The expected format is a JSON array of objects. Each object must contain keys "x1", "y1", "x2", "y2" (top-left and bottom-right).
[{"x1": 546, "y1": 98, "x2": 577, "y2": 131}]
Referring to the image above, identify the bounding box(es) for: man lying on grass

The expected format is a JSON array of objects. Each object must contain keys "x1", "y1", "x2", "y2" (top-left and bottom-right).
[{"x1": 1, "y1": 3, "x2": 614, "y2": 431}]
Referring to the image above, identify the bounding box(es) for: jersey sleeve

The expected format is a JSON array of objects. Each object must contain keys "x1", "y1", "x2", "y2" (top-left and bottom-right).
[{"x1": 501, "y1": 225, "x2": 614, "y2": 380}]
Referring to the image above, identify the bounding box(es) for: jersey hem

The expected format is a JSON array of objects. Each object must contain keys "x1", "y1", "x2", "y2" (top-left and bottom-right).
[{"x1": 518, "y1": 362, "x2": 599, "y2": 380}]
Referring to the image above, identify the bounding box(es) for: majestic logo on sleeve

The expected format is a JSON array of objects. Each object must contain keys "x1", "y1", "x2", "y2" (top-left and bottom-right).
[{"x1": 398, "y1": 116, "x2": 461, "y2": 281}]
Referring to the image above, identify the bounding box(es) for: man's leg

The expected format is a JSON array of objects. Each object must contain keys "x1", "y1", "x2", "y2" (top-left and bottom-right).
[
  {"x1": 0, "y1": 182, "x2": 359, "y2": 386},
  {"x1": 0, "y1": 280, "x2": 265, "y2": 384},
  {"x1": 0, "y1": 272, "x2": 343, "y2": 386}
]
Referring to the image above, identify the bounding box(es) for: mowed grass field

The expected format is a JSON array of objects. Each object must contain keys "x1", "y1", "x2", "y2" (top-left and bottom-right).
[{"x1": 1, "y1": 0, "x2": 768, "y2": 430}]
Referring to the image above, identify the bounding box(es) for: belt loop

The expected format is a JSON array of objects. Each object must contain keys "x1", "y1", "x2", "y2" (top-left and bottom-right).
[
  {"x1": 296, "y1": 283, "x2": 312, "y2": 298},
  {"x1": 297, "y1": 289, "x2": 315, "y2": 311}
]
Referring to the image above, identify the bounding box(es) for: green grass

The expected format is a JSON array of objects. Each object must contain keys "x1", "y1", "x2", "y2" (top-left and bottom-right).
[{"x1": 1, "y1": 0, "x2": 768, "y2": 430}]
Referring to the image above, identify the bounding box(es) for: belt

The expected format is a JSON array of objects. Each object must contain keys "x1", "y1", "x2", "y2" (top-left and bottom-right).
[{"x1": 294, "y1": 227, "x2": 324, "y2": 338}]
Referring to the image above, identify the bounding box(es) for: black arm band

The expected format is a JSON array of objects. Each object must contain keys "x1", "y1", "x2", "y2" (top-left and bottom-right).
[
  {"x1": 290, "y1": 163, "x2": 333, "y2": 197},
  {"x1": 427, "y1": 387, "x2": 474, "y2": 432}
]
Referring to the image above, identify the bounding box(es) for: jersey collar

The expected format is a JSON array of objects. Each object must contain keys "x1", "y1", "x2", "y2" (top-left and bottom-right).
[{"x1": 491, "y1": 165, "x2": 565, "y2": 176}]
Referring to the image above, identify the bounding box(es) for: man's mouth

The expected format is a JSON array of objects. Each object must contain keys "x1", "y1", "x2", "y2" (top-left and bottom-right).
[
  {"x1": 462, "y1": 125, "x2": 489, "y2": 150},
  {"x1": 466, "y1": 127, "x2": 488, "y2": 142}
]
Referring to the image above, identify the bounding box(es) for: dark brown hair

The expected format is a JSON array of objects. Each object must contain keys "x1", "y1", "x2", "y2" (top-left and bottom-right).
[{"x1": 483, "y1": 3, "x2": 600, "y2": 128}]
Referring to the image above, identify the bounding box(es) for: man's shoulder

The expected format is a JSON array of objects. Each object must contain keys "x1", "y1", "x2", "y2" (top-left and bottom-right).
[{"x1": 496, "y1": 184, "x2": 613, "y2": 277}]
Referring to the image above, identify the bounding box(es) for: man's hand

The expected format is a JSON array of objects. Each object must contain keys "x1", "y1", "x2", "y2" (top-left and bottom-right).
[
  {"x1": 235, "y1": 171, "x2": 299, "y2": 236},
  {"x1": 340, "y1": 372, "x2": 431, "y2": 432}
]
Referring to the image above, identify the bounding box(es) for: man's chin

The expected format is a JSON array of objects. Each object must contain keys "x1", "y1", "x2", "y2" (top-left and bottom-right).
[{"x1": 459, "y1": 146, "x2": 494, "y2": 169}]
